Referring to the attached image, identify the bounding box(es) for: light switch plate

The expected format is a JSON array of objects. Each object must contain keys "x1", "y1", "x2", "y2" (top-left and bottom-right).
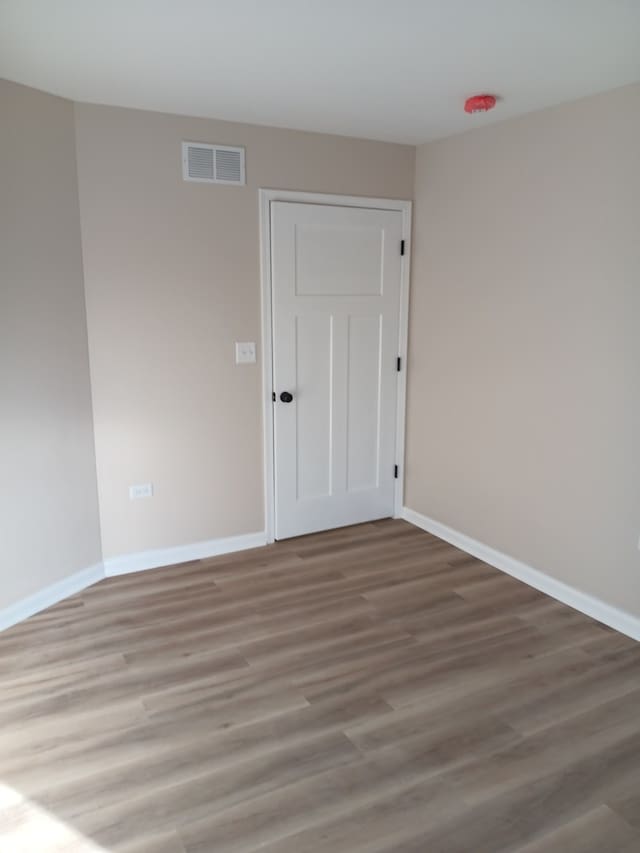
[{"x1": 235, "y1": 341, "x2": 256, "y2": 364}]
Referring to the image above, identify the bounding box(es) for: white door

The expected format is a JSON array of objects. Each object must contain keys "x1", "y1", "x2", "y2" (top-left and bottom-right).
[{"x1": 270, "y1": 201, "x2": 403, "y2": 539}]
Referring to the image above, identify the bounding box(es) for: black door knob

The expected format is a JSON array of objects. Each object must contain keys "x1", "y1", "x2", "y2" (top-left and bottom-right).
[{"x1": 280, "y1": 391, "x2": 293, "y2": 403}]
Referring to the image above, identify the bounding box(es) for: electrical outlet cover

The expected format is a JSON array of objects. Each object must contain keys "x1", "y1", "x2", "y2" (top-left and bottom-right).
[{"x1": 129, "y1": 483, "x2": 153, "y2": 500}]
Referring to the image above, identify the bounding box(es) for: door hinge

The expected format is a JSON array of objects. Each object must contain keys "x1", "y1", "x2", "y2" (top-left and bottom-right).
[
  {"x1": 394, "y1": 465, "x2": 399, "y2": 479},
  {"x1": 400, "y1": 239, "x2": 405, "y2": 256},
  {"x1": 272, "y1": 391, "x2": 276, "y2": 402},
  {"x1": 396, "y1": 356, "x2": 401, "y2": 372}
]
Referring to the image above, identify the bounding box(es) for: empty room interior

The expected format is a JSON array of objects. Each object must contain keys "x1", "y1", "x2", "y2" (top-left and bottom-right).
[{"x1": 2, "y1": 1, "x2": 640, "y2": 851}]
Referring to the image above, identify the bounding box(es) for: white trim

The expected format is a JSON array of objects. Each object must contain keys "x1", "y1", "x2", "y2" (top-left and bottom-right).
[
  {"x1": 401, "y1": 506, "x2": 640, "y2": 642},
  {"x1": 259, "y1": 191, "x2": 276, "y2": 544},
  {"x1": 104, "y1": 531, "x2": 267, "y2": 576},
  {"x1": 393, "y1": 205, "x2": 412, "y2": 520},
  {"x1": 0, "y1": 531, "x2": 269, "y2": 630},
  {"x1": 0, "y1": 562, "x2": 104, "y2": 632},
  {"x1": 259, "y1": 189, "x2": 412, "y2": 542}
]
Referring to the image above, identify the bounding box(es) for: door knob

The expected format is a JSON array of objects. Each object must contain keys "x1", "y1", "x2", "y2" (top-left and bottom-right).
[{"x1": 280, "y1": 391, "x2": 293, "y2": 403}]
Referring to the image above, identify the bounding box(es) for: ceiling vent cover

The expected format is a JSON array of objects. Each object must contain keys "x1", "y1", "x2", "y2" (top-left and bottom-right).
[{"x1": 182, "y1": 142, "x2": 245, "y2": 185}]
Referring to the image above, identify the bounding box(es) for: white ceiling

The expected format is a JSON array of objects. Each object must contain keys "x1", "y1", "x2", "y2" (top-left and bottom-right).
[{"x1": 1, "y1": 0, "x2": 639, "y2": 145}]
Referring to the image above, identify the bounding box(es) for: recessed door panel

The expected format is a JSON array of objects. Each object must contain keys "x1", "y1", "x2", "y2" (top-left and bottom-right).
[
  {"x1": 295, "y1": 224, "x2": 383, "y2": 295},
  {"x1": 295, "y1": 313, "x2": 332, "y2": 500},
  {"x1": 347, "y1": 314, "x2": 382, "y2": 493}
]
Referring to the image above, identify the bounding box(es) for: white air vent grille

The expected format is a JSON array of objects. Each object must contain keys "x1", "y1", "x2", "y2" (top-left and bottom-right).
[{"x1": 182, "y1": 142, "x2": 245, "y2": 185}]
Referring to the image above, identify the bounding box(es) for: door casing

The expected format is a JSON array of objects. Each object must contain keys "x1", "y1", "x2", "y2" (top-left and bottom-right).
[{"x1": 259, "y1": 189, "x2": 412, "y2": 543}]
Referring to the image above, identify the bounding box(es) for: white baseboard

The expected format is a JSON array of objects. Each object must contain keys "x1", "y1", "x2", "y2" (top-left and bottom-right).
[
  {"x1": 104, "y1": 530, "x2": 268, "y2": 576},
  {"x1": 0, "y1": 562, "x2": 104, "y2": 633},
  {"x1": 401, "y1": 506, "x2": 640, "y2": 642},
  {"x1": 0, "y1": 530, "x2": 269, "y2": 631}
]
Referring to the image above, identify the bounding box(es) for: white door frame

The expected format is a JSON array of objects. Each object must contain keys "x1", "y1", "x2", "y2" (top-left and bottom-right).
[{"x1": 259, "y1": 189, "x2": 412, "y2": 543}]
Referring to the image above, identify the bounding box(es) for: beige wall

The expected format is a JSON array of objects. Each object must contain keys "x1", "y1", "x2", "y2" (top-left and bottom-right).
[
  {"x1": 6, "y1": 76, "x2": 634, "y2": 622},
  {"x1": 406, "y1": 83, "x2": 640, "y2": 616},
  {"x1": 74, "y1": 104, "x2": 414, "y2": 559},
  {"x1": 0, "y1": 80, "x2": 101, "y2": 608}
]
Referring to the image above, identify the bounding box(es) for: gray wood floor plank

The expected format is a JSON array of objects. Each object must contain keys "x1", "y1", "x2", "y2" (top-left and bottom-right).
[{"x1": 0, "y1": 518, "x2": 638, "y2": 852}]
